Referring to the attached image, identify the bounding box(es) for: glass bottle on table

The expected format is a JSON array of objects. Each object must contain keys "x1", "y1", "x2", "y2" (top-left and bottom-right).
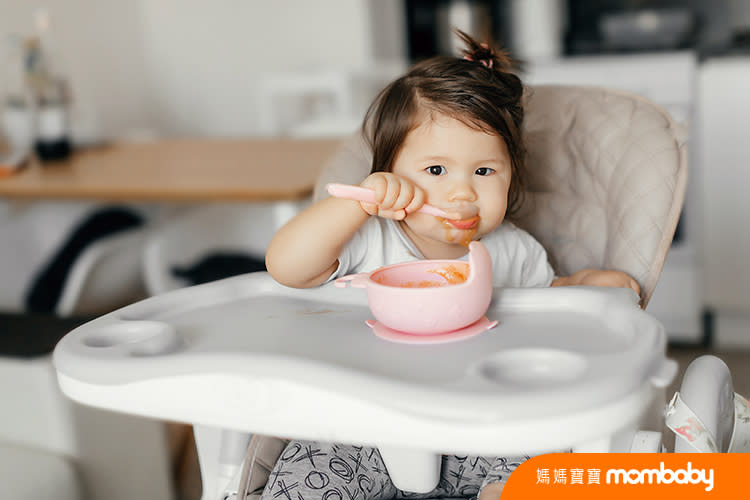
[
  {"x1": 0, "y1": 34, "x2": 35, "y2": 158},
  {"x1": 25, "y1": 10, "x2": 72, "y2": 163}
]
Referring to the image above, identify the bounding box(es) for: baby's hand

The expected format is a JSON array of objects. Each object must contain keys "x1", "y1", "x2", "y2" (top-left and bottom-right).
[
  {"x1": 553, "y1": 269, "x2": 641, "y2": 297},
  {"x1": 579, "y1": 270, "x2": 640, "y2": 295},
  {"x1": 359, "y1": 172, "x2": 426, "y2": 221}
]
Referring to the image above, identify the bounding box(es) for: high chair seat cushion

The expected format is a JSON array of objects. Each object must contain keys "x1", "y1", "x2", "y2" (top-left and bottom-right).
[
  {"x1": 517, "y1": 86, "x2": 687, "y2": 308},
  {"x1": 313, "y1": 85, "x2": 688, "y2": 307},
  {"x1": 0, "y1": 443, "x2": 83, "y2": 499}
]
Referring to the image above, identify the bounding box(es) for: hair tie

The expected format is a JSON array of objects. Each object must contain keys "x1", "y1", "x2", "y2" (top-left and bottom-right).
[
  {"x1": 463, "y1": 42, "x2": 494, "y2": 68},
  {"x1": 463, "y1": 55, "x2": 493, "y2": 68}
]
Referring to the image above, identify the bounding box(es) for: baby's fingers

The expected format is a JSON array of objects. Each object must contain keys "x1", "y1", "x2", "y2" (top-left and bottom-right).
[
  {"x1": 629, "y1": 278, "x2": 641, "y2": 296},
  {"x1": 403, "y1": 187, "x2": 426, "y2": 215},
  {"x1": 377, "y1": 179, "x2": 405, "y2": 211},
  {"x1": 365, "y1": 175, "x2": 397, "y2": 210},
  {"x1": 377, "y1": 207, "x2": 408, "y2": 220},
  {"x1": 360, "y1": 173, "x2": 417, "y2": 219},
  {"x1": 359, "y1": 201, "x2": 379, "y2": 216},
  {"x1": 612, "y1": 271, "x2": 640, "y2": 295},
  {"x1": 392, "y1": 182, "x2": 417, "y2": 212}
]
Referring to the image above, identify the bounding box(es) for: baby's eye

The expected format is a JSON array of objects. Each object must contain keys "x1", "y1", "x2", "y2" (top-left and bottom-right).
[
  {"x1": 475, "y1": 167, "x2": 496, "y2": 176},
  {"x1": 426, "y1": 165, "x2": 447, "y2": 176}
]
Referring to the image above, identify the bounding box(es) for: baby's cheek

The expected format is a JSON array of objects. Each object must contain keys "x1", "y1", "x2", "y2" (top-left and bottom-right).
[{"x1": 480, "y1": 212, "x2": 505, "y2": 233}]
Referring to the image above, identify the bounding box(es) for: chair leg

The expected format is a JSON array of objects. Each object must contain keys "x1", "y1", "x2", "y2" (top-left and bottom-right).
[
  {"x1": 378, "y1": 446, "x2": 441, "y2": 494},
  {"x1": 193, "y1": 425, "x2": 252, "y2": 500}
]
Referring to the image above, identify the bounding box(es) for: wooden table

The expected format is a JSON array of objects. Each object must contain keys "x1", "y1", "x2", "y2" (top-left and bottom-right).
[{"x1": 0, "y1": 138, "x2": 343, "y2": 202}]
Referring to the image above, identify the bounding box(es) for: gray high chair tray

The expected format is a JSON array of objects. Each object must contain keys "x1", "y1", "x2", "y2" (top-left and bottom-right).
[{"x1": 53, "y1": 272, "x2": 675, "y2": 492}]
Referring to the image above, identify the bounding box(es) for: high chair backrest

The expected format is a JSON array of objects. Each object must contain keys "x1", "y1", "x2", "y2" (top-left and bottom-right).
[{"x1": 313, "y1": 85, "x2": 688, "y2": 307}]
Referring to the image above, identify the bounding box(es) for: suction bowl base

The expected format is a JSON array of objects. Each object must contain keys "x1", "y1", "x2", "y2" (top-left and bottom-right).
[{"x1": 365, "y1": 316, "x2": 498, "y2": 344}]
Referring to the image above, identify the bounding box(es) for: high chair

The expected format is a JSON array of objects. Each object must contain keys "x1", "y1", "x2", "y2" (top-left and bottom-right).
[{"x1": 52, "y1": 85, "x2": 691, "y2": 500}]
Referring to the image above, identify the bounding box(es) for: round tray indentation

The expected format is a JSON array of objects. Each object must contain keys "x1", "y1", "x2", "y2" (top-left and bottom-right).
[
  {"x1": 83, "y1": 321, "x2": 181, "y2": 356},
  {"x1": 477, "y1": 349, "x2": 587, "y2": 386}
]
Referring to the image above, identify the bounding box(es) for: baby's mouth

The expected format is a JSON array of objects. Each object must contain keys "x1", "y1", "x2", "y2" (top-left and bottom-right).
[{"x1": 445, "y1": 216, "x2": 480, "y2": 230}]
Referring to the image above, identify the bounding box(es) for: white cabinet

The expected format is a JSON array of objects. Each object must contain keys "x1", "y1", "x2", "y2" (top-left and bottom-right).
[
  {"x1": 697, "y1": 58, "x2": 750, "y2": 347},
  {"x1": 697, "y1": 58, "x2": 750, "y2": 312}
]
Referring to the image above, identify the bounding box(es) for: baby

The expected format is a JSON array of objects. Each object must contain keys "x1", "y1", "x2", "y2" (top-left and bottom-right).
[{"x1": 264, "y1": 31, "x2": 639, "y2": 500}]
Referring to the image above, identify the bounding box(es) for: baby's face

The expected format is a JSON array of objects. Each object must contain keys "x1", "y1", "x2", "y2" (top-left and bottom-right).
[{"x1": 392, "y1": 112, "x2": 511, "y2": 257}]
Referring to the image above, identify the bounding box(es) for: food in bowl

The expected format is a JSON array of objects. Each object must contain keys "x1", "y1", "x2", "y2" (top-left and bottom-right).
[{"x1": 371, "y1": 263, "x2": 469, "y2": 288}]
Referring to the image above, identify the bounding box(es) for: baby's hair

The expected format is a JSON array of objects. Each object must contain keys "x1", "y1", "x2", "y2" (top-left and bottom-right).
[{"x1": 363, "y1": 29, "x2": 526, "y2": 216}]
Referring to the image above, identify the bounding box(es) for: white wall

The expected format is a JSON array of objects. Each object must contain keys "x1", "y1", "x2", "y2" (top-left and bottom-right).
[
  {"x1": 136, "y1": 0, "x2": 374, "y2": 137},
  {"x1": 0, "y1": 0, "x2": 396, "y2": 141},
  {"x1": 0, "y1": 0, "x2": 153, "y2": 142}
]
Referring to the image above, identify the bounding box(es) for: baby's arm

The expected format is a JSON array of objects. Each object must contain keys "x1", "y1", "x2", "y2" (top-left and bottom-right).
[
  {"x1": 552, "y1": 269, "x2": 640, "y2": 296},
  {"x1": 265, "y1": 195, "x2": 369, "y2": 288},
  {"x1": 266, "y1": 172, "x2": 425, "y2": 288}
]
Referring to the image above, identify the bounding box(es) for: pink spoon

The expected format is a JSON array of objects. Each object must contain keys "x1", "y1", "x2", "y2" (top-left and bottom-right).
[{"x1": 326, "y1": 183, "x2": 478, "y2": 220}]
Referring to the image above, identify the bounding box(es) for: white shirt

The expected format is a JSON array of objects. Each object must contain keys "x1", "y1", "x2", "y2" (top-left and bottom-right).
[{"x1": 333, "y1": 217, "x2": 555, "y2": 287}]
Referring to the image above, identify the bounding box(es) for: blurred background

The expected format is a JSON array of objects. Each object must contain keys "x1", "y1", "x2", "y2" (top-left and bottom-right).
[{"x1": 1, "y1": 1, "x2": 749, "y2": 499}]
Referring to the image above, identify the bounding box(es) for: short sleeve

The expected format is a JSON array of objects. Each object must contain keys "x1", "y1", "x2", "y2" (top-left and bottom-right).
[
  {"x1": 329, "y1": 220, "x2": 370, "y2": 281},
  {"x1": 520, "y1": 231, "x2": 556, "y2": 287},
  {"x1": 485, "y1": 223, "x2": 555, "y2": 288}
]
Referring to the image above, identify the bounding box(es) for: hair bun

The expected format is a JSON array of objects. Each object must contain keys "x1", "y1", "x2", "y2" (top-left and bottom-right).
[{"x1": 456, "y1": 29, "x2": 515, "y2": 72}]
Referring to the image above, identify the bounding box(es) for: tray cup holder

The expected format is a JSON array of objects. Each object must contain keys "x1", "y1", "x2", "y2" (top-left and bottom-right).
[
  {"x1": 82, "y1": 320, "x2": 182, "y2": 357},
  {"x1": 478, "y1": 348, "x2": 587, "y2": 387}
]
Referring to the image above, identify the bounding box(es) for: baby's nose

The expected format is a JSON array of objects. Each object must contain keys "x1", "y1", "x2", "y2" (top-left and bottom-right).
[{"x1": 448, "y1": 181, "x2": 477, "y2": 202}]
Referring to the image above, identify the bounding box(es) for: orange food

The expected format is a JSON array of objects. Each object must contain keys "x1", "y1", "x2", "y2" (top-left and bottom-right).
[
  {"x1": 399, "y1": 280, "x2": 446, "y2": 288},
  {"x1": 372, "y1": 275, "x2": 438, "y2": 287},
  {"x1": 429, "y1": 263, "x2": 469, "y2": 284},
  {"x1": 372, "y1": 263, "x2": 470, "y2": 288}
]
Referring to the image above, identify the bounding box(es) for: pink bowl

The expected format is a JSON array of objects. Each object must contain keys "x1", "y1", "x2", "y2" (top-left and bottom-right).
[{"x1": 335, "y1": 241, "x2": 493, "y2": 334}]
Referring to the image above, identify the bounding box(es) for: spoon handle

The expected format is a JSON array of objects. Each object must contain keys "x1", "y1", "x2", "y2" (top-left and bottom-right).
[
  {"x1": 326, "y1": 183, "x2": 377, "y2": 204},
  {"x1": 326, "y1": 183, "x2": 450, "y2": 218}
]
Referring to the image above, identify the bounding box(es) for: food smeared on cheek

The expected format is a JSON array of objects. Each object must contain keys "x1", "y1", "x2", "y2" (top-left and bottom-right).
[{"x1": 440, "y1": 217, "x2": 479, "y2": 247}]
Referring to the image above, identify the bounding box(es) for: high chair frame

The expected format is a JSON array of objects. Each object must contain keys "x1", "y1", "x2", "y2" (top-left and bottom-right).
[
  {"x1": 52, "y1": 85, "x2": 689, "y2": 500},
  {"x1": 668, "y1": 355, "x2": 749, "y2": 454},
  {"x1": 54, "y1": 276, "x2": 674, "y2": 499}
]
